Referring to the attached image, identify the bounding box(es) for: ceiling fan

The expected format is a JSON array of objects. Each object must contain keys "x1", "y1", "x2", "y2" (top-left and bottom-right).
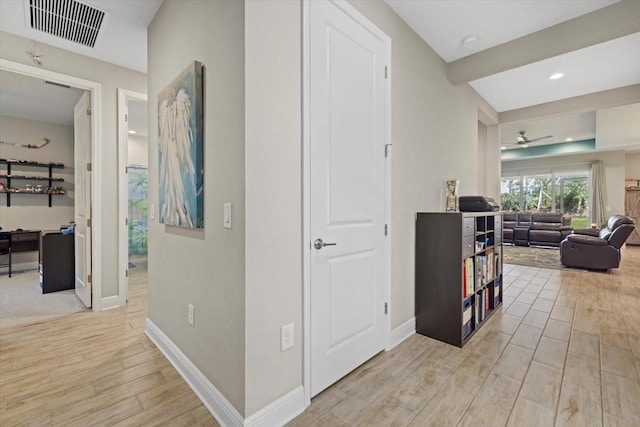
[{"x1": 515, "y1": 130, "x2": 553, "y2": 146}]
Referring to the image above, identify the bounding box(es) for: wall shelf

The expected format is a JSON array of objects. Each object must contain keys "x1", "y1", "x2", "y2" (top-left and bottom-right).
[{"x1": 0, "y1": 159, "x2": 65, "y2": 207}]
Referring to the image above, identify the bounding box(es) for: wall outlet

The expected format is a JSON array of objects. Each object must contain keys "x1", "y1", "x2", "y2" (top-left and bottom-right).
[
  {"x1": 188, "y1": 304, "x2": 195, "y2": 326},
  {"x1": 281, "y1": 323, "x2": 294, "y2": 351}
]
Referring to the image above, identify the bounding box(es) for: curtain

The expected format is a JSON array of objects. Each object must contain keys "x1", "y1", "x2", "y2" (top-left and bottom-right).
[{"x1": 592, "y1": 160, "x2": 607, "y2": 225}]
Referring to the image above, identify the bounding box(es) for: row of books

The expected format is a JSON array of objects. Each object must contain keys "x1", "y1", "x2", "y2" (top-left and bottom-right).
[{"x1": 462, "y1": 248, "x2": 502, "y2": 297}]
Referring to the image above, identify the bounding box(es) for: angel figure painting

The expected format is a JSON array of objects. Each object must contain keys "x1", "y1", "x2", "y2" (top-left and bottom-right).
[{"x1": 158, "y1": 61, "x2": 204, "y2": 228}]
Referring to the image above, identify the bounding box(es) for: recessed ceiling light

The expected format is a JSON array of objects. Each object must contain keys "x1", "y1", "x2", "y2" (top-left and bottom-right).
[
  {"x1": 461, "y1": 35, "x2": 478, "y2": 48},
  {"x1": 501, "y1": 146, "x2": 506, "y2": 150},
  {"x1": 549, "y1": 73, "x2": 565, "y2": 80},
  {"x1": 565, "y1": 137, "x2": 573, "y2": 141},
  {"x1": 128, "y1": 130, "x2": 136, "y2": 134}
]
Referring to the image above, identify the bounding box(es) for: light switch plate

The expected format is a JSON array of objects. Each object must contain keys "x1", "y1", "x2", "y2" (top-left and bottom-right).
[{"x1": 224, "y1": 203, "x2": 232, "y2": 229}]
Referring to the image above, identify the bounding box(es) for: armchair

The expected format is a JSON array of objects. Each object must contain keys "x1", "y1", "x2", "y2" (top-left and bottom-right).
[{"x1": 560, "y1": 215, "x2": 636, "y2": 270}]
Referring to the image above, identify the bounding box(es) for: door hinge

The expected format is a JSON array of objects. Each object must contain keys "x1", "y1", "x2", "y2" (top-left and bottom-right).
[
  {"x1": 125, "y1": 269, "x2": 129, "y2": 278},
  {"x1": 87, "y1": 274, "x2": 92, "y2": 284},
  {"x1": 384, "y1": 144, "x2": 392, "y2": 158},
  {"x1": 125, "y1": 113, "x2": 128, "y2": 122},
  {"x1": 384, "y1": 302, "x2": 388, "y2": 315},
  {"x1": 86, "y1": 106, "x2": 92, "y2": 116},
  {"x1": 125, "y1": 217, "x2": 128, "y2": 226},
  {"x1": 385, "y1": 65, "x2": 388, "y2": 79},
  {"x1": 87, "y1": 162, "x2": 92, "y2": 172},
  {"x1": 125, "y1": 166, "x2": 128, "y2": 174},
  {"x1": 87, "y1": 218, "x2": 92, "y2": 227},
  {"x1": 384, "y1": 224, "x2": 388, "y2": 236}
]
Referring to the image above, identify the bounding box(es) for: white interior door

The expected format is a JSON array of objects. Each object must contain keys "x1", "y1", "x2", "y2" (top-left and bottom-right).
[
  {"x1": 309, "y1": 0, "x2": 389, "y2": 397},
  {"x1": 74, "y1": 92, "x2": 92, "y2": 308}
]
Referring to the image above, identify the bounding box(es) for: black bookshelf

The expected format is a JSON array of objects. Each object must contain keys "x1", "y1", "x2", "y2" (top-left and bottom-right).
[{"x1": 415, "y1": 212, "x2": 503, "y2": 347}]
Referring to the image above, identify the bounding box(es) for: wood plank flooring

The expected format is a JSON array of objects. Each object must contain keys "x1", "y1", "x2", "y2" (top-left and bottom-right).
[
  {"x1": 0, "y1": 267, "x2": 219, "y2": 426},
  {"x1": 2, "y1": 247, "x2": 639, "y2": 426},
  {"x1": 289, "y1": 245, "x2": 640, "y2": 426}
]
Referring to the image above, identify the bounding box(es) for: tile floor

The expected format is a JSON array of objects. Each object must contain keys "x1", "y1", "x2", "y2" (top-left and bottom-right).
[{"x1": 289, "y1": 246, "x2": 640, "y2": 426}]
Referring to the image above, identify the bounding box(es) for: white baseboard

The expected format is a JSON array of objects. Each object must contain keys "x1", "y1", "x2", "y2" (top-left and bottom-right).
[
  {"x1": 388, "y1": 316, "x2": 415, "y2": 350},
  {"x1": 100, "y1": 295, "x2": 123, "y2": 310},
  {"x1": 245, "y1": 386, "x2": 305, "y2": 427},
  {"x1": 145, "y1": 318, "x2": 306, "y2": 427}
]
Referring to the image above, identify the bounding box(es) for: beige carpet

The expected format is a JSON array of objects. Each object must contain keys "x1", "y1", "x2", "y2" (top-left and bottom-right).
[{"x1": 0, "y1": 269, "x2": 87, "y2": 329}]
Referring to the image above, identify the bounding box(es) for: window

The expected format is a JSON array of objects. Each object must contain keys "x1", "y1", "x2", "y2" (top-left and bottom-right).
[
  {"x1": 523, "y1": 174, "x2": 553, "y2": 212},
  {"x1": 500, "y1": 177, "x2": 521, "y2": 212},
  {"x1": 555, "y1": 172, "x2": 589, "y2": 227},
  {"x1": 501, "y1": 168, "x2": 590, "y2": 224}
]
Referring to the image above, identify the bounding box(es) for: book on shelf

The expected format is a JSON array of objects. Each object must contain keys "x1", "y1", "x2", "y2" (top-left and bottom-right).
[
  {"x1": 462, "y1": 303, "x2": 472, "y2": 324},
  {"x1": 475, "y1": 256, "x2": 484, "y2": 290},
  {"x1": 464, "y1": 257, "x2": 474, "y2": 296},
  {"x1": 486, "y1": 248, "x2": 494, "y2": 282}
]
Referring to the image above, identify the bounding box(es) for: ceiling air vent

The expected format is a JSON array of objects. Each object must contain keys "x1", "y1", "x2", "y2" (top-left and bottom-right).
[{"x1": 28, "y1": 0, "x2": 106, "y2": 48}]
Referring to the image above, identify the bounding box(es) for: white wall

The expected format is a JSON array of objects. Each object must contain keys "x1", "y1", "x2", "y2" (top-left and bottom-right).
[
  {"x1": 502, "y1": 150, "x2": 627, "y2": 216},
  {"x1": 626, "y1": 153, "x2": 640, "y2": 179},
  {"x1": 596, "y1": 103, "x2": 640, "y2": 150},
  {"x1": 127, "y1": 135, "x2": 148, "y2": 167},
  {"x1": 0, "y1": 115, "x2": 74, "y2": 266},
  {"x1": 147, "y1": 0, "x2": 246, "y2": 415},
  {"x1": 0, "y1": 31, "x2": 147, "y2": 298}
]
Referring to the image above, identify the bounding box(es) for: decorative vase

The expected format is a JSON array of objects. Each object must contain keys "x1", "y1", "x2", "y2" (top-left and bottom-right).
[{"x1": 446, "y1": 179, "x2": 459, "y2": 212}]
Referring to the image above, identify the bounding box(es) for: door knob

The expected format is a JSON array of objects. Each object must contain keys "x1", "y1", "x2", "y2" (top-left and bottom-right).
[{"x1": 314, "y1": 238, "x2": 337, "y2": 250}]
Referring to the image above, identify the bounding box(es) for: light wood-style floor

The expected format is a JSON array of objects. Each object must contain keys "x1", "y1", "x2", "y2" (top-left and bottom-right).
[
  {"x1": 290, "y1": 246, "x2": 640, "y2": 427},
  {"x1": 2, "y1": 248, "x2": 639, "y2": 426},
  {"x1": 0, "y1": 267, "x2": 219, "y2": 426}
]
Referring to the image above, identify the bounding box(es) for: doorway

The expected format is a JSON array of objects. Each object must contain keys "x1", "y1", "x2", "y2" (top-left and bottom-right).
[
  {"x1": 1, "y1": 58, "x2": 103, "y2": 311},
  {"x1": 303, "y1": 0, "x2": 392, "y2": 401},
  {"x1": 118, "y1": 89, "x2": 148, "y2": 304},
  {"x1": 0, "y1": 65, "x2": 99, "y2": 326}
]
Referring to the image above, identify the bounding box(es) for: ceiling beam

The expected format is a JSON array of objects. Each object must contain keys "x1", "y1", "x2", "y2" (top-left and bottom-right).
[
  {"x1": 499, "y1": 84, "x2": 640, "y2": 123},
  {"x1": 447, "y1": 0, "x2": 640, "y2": 85}
]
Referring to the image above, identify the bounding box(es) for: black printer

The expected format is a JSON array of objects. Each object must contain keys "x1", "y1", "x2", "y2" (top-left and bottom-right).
[{"x1": 458, "y1": 196, "x2": 500, "y2": 212}]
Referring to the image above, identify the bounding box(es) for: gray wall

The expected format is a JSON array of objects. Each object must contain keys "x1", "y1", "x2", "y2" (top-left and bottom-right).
[
  {"x1": 147, "y1": 0, "x2": 246, "y2": 414},
  {"x1": 0, "y1": 115, "x2": 74, "y2": 266},
  {"x1": 348, "y1": 0, "x2": 498, "y2": 330},
  {"x1": 245, "y1": 0, "x2": 302, "y2": 415},
  {"x1": 147, "y1": 0, "x2": 498, "y2": 419},
  {"x1": 0, "y1": 31, "x2": 147, "y2": 299}
]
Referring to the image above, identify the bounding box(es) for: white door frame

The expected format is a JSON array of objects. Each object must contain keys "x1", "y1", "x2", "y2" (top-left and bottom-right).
[
  {"x1": 1, "y1": 58, "x2": 103, "y2": 311},
  {"x1": 301, "y1": 0, "x2": 392, "y2": 406},
  {"x1": 117, "y1": 89, "x2": 148, "y2": 306}
]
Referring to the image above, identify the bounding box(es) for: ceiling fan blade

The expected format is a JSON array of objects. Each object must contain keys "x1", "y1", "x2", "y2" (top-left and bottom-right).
[{"x1": 526, "y1": 135, "x2": 553, "y2": 143}]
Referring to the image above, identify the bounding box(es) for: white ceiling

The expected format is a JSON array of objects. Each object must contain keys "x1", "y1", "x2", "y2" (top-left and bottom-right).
[
  {"x1": 1, "y1": 0, "x2": 639, "y2": 156},
  {"x1": 0, "y1": 0, "x2": 162, "y2": 73},
  {"x1": 385, "y1": 0, "x2": 617, "y2": 63}
]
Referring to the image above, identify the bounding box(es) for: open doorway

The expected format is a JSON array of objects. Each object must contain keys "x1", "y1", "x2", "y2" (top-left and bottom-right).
[
  {"x1": 118, "y1": 89, "x2": 148, "y2": 304},
  {"x1": 0, "y1": 68, "x2": 90, "y2": 327}
]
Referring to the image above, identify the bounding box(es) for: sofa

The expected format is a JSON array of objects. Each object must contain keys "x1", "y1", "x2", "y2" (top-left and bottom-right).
[
  {"x1": 503, "y1": 212, "x2": 573, "y2": 247},
  {"x1": 560, "y1": 215, "x2": 636, "y2": 270}
]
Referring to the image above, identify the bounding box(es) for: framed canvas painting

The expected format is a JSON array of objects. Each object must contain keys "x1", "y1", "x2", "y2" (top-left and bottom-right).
[{"x1": 158, "y1": 61, "x2": 204, "y2": 228}]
